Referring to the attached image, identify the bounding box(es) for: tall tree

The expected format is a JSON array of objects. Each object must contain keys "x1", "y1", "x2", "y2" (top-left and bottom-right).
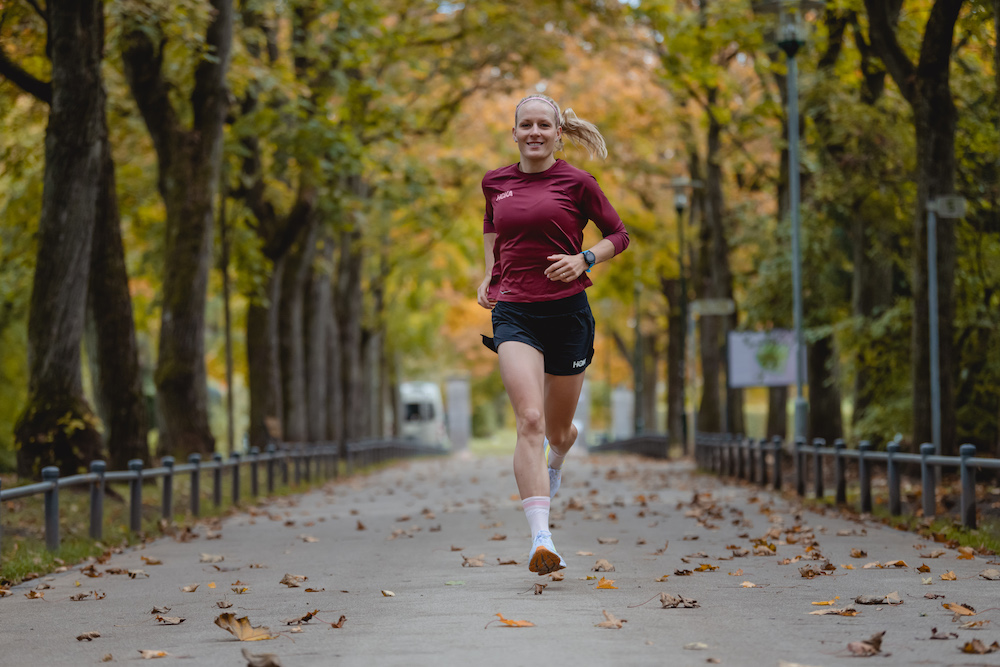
[
  {"x1": 120, "y1": 0, "x2": 234, "y2": 457},
  {"x1": 864, "y1": 0, "x2": 965, "y2": 454},
  {"x1": 8, "y1": 0, "x2": 106, "y2": 475}
]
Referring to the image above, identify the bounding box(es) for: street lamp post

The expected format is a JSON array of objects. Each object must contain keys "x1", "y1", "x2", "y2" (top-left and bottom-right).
[{"x1": 758, "y1": 0, "x2": 822, "y2": 444}]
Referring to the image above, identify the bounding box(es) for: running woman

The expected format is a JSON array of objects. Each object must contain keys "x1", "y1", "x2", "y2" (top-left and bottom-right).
[{"x1": 477, "y1": 94, "x2": 629, "y2": 575}]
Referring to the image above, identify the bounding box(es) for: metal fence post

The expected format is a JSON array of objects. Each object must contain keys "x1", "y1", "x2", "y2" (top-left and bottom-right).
[
  {"x1": 887, "y1": 441, "x2": 901, "y2": 516},
  {"x1": 858, "y1": 440, "x2": 872, "y2": 513},
  {"x1": 42, "y1": 466, "x2": 60, "y2": 551},
  {"x1": 772, "y1": 436, "x2": 783, "y2": 491},
  {"x1": 795, "y1": 438, "x2": 806, "y2": 497},
  {"x1": 304, "y1": 447, "x2": 311, "y2": 484},
  {"x1": 758, "y1": 438, "x2": 768, "y2": 487},
  {"x1": 128, "y1": 459, "x2": 144, "y2": 533},
  {"x1": 294, "y1": 447, "x2": 302, "y2": 486},
  {"x1": 920, "y1": 443, "x2": 936, "y2": 520},
  {"x1": 960, "y1": 444, "x2": 977, "y2": 529},
  {"x1": 162, "y1": 456, "x2": 175, "y2": 522},
  {"x1": 250, "y1": 447, "x2": 260, "y2": 498},
  {"x1": 747, "y1": 438, "x2": 756, "y2": 483},
  {"x1": 90, "y1": 460, "x2": 106, "y2": 540},
  {"x1": 231, "y1": 451, "x2": 241, "y2": 505},
  {"x1": 834, "y1": 439, "x2": 846, "y2": 505},
  {"x1": 189, "y1": 454, "x2": 201, "y2": 517},
  {"x1": 812, "y1": 438, "x2": 825, "y2": 500},
  {"x1": 736, "y1": 435, "x2": 745, "y2": 480},
  {"x1": 213, "y1": 453, "x2": 224, "y2": 508},
  {"x1": 266, "y1": 444, "x2": 277, "y2": 493},
  {"x1": 281, "y1": 446, "x2": 290, "y2": 486}
]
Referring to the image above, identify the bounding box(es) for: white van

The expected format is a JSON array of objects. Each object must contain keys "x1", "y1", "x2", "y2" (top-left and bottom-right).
[{"x1": 399, "y1": 381, "x2": 448, "y2": 448}]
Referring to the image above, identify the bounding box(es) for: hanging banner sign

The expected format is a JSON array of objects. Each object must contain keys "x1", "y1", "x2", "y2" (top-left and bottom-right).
[{"x1": 727, "y1": 330, "x2": 800, "y2": 388}]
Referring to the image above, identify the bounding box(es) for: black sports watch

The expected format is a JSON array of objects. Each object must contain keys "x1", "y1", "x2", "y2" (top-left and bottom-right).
[{"x1": 582, "y1": 250, "x2": 596, "y2": 272}]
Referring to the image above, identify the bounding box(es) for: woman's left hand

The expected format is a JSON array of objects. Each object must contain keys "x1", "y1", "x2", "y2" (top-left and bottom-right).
[{"x1": 544, "y1": 254, "x2": 586, "y2": 282}]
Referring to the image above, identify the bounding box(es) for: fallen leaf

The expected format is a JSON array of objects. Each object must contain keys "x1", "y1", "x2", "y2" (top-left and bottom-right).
[
  {"x1": 592, "y1": 559, "x2": 615, "y2": 572},
  {"x1": 684, "y1": 642, "x2": 709, "y2": 650},
  {"x1": 155, "y1": 616, "x2": 185, "y2": 625},
  {"x1": 660, "y1": 593, "x2": 699, "y2": 608},
  {"x1": 922, "y1": 577, "x2": 933, "y2": 585},
  {"x1": 138, "y1": 650, "x2": 169, "y2": 659},
  {"x1": 304, "y1": 587, "x2": 325, "y2": 592},
  {"x1": 151, "y1": 606, "x2": 171, "y2": 614},
  {"x1": 534, "y1": 583, "x2": 546, "y2": 595},
  {"x1": 298, "y1": 535, "x2": 318, "y2": 543},
  {"x1": 921, "y1": 549, "x2": 947, "y2": 558},
  {"x1": 381, "y1": 590, "x2": 395, "y2": 597},
  {"x1": 497, "y1": 558, "x2": 518, "y2": 566},
  {"x1": 102, "y1": 655, "x2": 112, "y2": 662},
  {"x1": 597, "y1": 537, "x2": 619, "y2": 545},
  {"x1": 450, "y1": 546, "x2": 464, "y2": 551},
  {"x1": 885, "y1": 560, "x2": 908, "y2": 568},
  {"x1": 929, "y1": 627, "x2": 958, "y2": 640},
  {"x1": 356, "y1": 520, "x2": 366, "y2": 531},
  {"x1": 279, "y1": 573, "x2": 307, "y2": 588},
  {"x1": 208, "y1": 582, "x2": 216, "y2": 589},
  {"x1": 957, "y1": 547, "x2": 976, "y2": 560},
  {"x1": 200, "y1": 554, "x2": 224, "y2": 564},
  {"x1": 729, "y1": 569, "x2": 744, "y2": 576},
  {"x1": 674, "y1": 569, "x2": 693, "y2": 576},
  {"x1": 232, "y1": 587, "x2": 250, "y2": 594},
  {"x1": 917, "y1": 563, "x2": 931, "y2": 573},
  {"x1": 850, "y1": 548, "x2": 867, "y2": 558},
  {"x1": 655, "y1": 575, "x2": 670, "y2": 582},
  {"x1": 141, "y1": 556, "x2": 162, "y2": 566},
  {"x1": 960, "y1": 639, "x2": 1000, "y2": 654},
  {"x1": 490, "y1": 613, "x2": 534, "y2": 628},
  {"x1": 862, "y1": 561, "x2": 884, "y2": 569},
  {"x1": 847, "y1": 630, "x2": 884, "y2": 656},
  {"x1": 596, "y1": 577, "x2": 617, "y2": 589},
  {"x1": 924, "y1": 593, "x2": 945, "y2": 599},
  {"x1": 76, "y1": 632, "x2": 101, "y2": 641},
  {"x1": 812, "y1": 597, "x2": 840, "y2": 606},
  {"x1": 214, "y1": 613, "x2": 276, "y2": 641},
  {"x1": 695, "y1": 563, "x2": 718, "y2": 572},
  {"x1": 445, "y1": 581, "x2": 465, "y2": 586},
  {"x1": 330, "y1": 615, "x2": 347, "y2": 629},
  {"x1": 596, "y1": 609, "x2": 625, "y2": 629},
  {"x1": 548, "y1": 572, "x2": 564, "y2": 582},
  {"x1": 841, "y1": 564, "x2": 855, "y2": 570},
  {"x1": 979, "y1": 569, "x2": 1000, "y2": 580},
  {"x1": 24, "y1": 590, "x2": 44, "y2": 599},
  {"x1": 461, "y1": 554, "x2": 486, "y2": 567},
  {"x1": 942, "y1": 602, "x2": 976, "y2": 616},
  {"x1": 489, "y1": 534, "x2": 507, "y2": 541},
  {"x1": 958, "y1": 619, "x2": 990, "y2": 629},
  {"x1": 241, "y1": 647, "x2": 284, "y2": 667},
  {"x1": 808, "y1": 606, "x2": 858, "y2": 616},
  {"x1": 576, "y1": 551, "x2": 594, "y2": 556},
  {"x1": 940, "y1": 571, "x2": 957, "y2": 581},
  {"x1": 217, "y1": 600, "x2": 233, "y2": 609},
  {"x1": 282, "y1": 610, "x2": 318, "y2": 625}
]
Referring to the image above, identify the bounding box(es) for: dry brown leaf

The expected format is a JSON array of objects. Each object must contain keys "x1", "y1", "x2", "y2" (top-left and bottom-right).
[
  {"x1": 929, "y1": 627, "x2": 958, "y2": 640},
  {"x1": 655, "y1": 575, "x2": 670, "y2": 582},
  {"x1": 850, "y1": 548, "x2": 867, "y2": 558},
  {"x1": 958, "y1": 619, "x2": 990, "y2": 629},
  {"x1": 548, "y1": 572, "x2": 564, "y2": 582},
  {"x1": 885, "y1": 560, "x2": 908, "y2": 568},
  {"x1": 490, "y1": 613, "x2": 534, "y2": 628},
  {"x1": 917, "y1": 563, "x2": 931, "y2": 573},
  {"x1": 497, "y1": 558, "x2": 518, "y2": 566},
  {"x1": 76, "y1": 631, "x2": 101, "y2": 641},
  {"x1": 489, "y1": 533, "x2": 507, "y2": 541},
  {"x1": 24, "y1": 590, "x2": 44, "y2": 599},
  {"x1": 674, "y1": 569, "x2": 693, "y2": 576},
  {"x1": 381, "y1": 590, "x2": 395, "y2": 597},
  {"x1": 960, "y1": 639, "x2": 1000, "y2": 654},
  {"x1": 596, "y1": 577, "x2": 617, "y2": 589},
  {"x1": 138, "y1": 650, "x2": 169, "y2": 659},
  {"x1": 304, "y1": 587, "x2": 325, "y2": 592},
  {"x1": 808, "y1": 606, "x2": 858, "y2": 616},
  {"x1": 942, "y1": 602, "x2": 976, "y2": 616},
  {"x1": 282, "y1": 610, "x2": 318, "y2": 625},
  {"x1": 279, "y1": 573, "x2": 307, "y2": 588},
  {"x1": 232, "y1": 587, "x2": 250, "y2": 594},
  {"x1": 812, "y1": 597, "x2": 840, "y2": 606},
  {"x1": 214, "y1": 613, "x2": 276, "y2": 641},
  {"x1": 151, "y1": 606, "x2": 171, "y2": 614},
  {"x1": 298, "y1": 534, "x2": 318, "y2": 543},
  {"x1": 695, "y1": 563, "x2": 718, "y2": 572},
  {"x1": 596, "y1": 609, "x2": 625, "y2": 629},
  {"x1": 450, "y1": 545, "x2": 464, "y2": 551},
  {"x1": 217, "y1": 600, "x2": 233, "y2": 609},
  {"x1": 534, "y1": 583, "x2": 546, "y2": 595},
  {"x1": 330, "y1": 615, "x2": 347, "y2": 629},
  {"x1": 979, "y1": 568, "x2": 1000, "y2": 580},
  {"x1": 461, "y1": 554, "x2": 486, "y2": 567},
  {"x1": 141, "y1": 556, "x2": 162, "y2": 566},
  {"x1": 576, "y1": 551, "x2": 594, "y2": 556},
  {"x1": 957, "y1": 547, "x2": 976, "y2": 560},
  {"x1": 200, "y1": 554, "x2": 224, "y2": 563},
  {"x1": 924, "y1": 593, "x2": 945, "y2": 599},
  {"x1": 940, "y1": 571, "x2": 957, "y2": 581},
  {"x1": 729, "y1": 568, "x2": 744, "y2": 576},
  {"x1": 841, "y1": 564, "x2": 855, "y2": 570},
  {"x1": 241, "y1": 647, "x2": 284, "y2": 667},
  {"x1": 597, "y1": 537, "x2": 619, "y2": 545},
  {"x1": 660, "y1": 593, "x2": 699, "y2": 608},
  {"x1": 155, "y1": 616, "x2": 185, "y2": 625},
  {"x1": 846, "y1": 630, "x2": 884, "y2": 656},
  {"x1": 862, "y1": 561, "x2": 884, "y2": 569},
  {"x1": 741, "y1": 581, "x2": 757, "y2": 588},
  {"x1": 592, "y1": 559, "x2": 615, "y2": 572}
]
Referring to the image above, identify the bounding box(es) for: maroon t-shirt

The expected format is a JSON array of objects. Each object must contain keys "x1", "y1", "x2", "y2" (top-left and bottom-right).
[{"x1": 482, "y1": 159, "x2": 629, "y2": 302}]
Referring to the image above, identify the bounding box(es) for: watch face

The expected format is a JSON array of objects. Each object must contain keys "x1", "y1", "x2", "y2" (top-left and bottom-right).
[{"x1": 584, "y1": 251, "x2": 596, "y2": 266}]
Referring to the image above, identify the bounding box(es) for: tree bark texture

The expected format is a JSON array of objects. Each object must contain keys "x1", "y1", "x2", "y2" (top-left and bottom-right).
[
  {"x1": 304, "y1": 239, "x2": 334, "y2": 442},
  {"x1": 326, "y1": 294, "x2": 345, "y2": 449},
  {"x1": 15, "y1": 0, "x2": 105, "y2": 476},
  {"x1": 88, "y1": 136, "x2": 148, "y2": 469},
  {"x1": 865, "y1": 0, "x2": 963, "y2": 453},
  {"x1": 806, "y1": 334, "x2": 844, "y2": 442},
  {"x1": 662, "y1": 277, "x2": 685, "y2": 447},
  {"x1": 767, "y1": 386, "x2": 788, "y2": 439},
  {"x1": 336, "y1": 226, "x2": 366, "y2": 442},
  {"x1": 247, "y1": 259, "x2": 284, "y2": 449},
  {"x1": 121, "y1": 0, "x2": 233, "y2": 458},
  {"x1": 279, "y1": 220, "x2": 318, "y2": 442}
]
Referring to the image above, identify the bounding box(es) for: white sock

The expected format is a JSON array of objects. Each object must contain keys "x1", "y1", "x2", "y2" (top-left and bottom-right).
[{"x1": 521, "y1": 496, "x2": 550, "y2": 537}]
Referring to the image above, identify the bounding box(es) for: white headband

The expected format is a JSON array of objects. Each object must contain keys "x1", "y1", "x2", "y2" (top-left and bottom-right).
[{"x1": 515, "y1": 96, "x2": 560, "y2": 121}]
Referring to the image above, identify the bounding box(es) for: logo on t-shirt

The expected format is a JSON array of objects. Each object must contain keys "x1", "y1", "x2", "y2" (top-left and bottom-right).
[{"x1": 495, "y1": 190, "x2": 513, "y2": 202}]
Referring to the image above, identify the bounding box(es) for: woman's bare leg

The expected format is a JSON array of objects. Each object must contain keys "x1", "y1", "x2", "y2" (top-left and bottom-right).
[
  {"x1": 497, "y1": 341, "x2": 548, "y2": 499},
  {"x1": 544, "y1": 372, "x2": 586, "y2": 468}
]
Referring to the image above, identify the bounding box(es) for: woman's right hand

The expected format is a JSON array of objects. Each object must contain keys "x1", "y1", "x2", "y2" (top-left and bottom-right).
[{"x1": 477, "y1": 275, "x2": 496, "y2": 310}]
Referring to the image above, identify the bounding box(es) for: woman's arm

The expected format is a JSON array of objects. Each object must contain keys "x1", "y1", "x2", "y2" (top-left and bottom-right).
[{"x1": 477, "y1": 232, "x2": 497, "y2": 309}]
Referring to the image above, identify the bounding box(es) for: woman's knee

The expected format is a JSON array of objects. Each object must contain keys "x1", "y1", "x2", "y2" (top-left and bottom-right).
[
  {"x1": 517, "y1": 407, "x2": 545, "y2": 438},
  {"x1": 547, "y1": 422, "x2": 578, "y2": 450}
]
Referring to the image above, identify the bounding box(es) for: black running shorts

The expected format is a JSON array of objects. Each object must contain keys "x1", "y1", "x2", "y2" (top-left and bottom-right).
[{"x1": 482, "y1": 291, "x2": 595, "y2": 376}]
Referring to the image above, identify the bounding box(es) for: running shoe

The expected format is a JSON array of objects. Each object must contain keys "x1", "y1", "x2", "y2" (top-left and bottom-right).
[{"x1": 529, "y1": 530, "x2": 566, "y2": 575}]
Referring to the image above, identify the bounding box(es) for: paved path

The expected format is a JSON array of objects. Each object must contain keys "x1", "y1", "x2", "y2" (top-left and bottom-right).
[{"x1": 2, "y1": 451, "x2": 999, "y2": 667}]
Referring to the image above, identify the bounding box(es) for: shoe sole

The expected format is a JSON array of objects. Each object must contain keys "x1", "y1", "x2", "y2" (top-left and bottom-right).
[{"x1": 529, "y1": 546, "x2": 565, "y2": 575}]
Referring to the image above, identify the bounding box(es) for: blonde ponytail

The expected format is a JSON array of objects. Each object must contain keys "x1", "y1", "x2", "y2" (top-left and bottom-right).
[{"x1": 514, "y1": 94, "x2": 609, "y2": 159}]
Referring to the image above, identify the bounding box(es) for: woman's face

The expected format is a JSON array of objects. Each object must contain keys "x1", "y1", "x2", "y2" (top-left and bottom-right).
[{"x1": 512, "y1": 100, "x2": 561, "y2": 163}]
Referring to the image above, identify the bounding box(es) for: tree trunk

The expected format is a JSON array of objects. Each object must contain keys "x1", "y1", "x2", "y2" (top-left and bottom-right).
[
  {"x1": 15, "y1": 0, "x2": 105, "y2": 476},
  {"x1": 122, "y1": 0, "x2": 233, "y2": 458},
  {"x1": 247, "y1": 259, "x2": 284, "y2": 449},
  {"x1": 807, "y1": 334, "x2": 844, "y2": 442},
  {"x1": 864, "y1": 0, "x2": 963, "y2": 454},
  {"x1": 662, "y1": 277, "x2": 685, "y2": 447},
  {"x1": 767, "y1": 387, "x2": 788, "y2": 439},
  {"x1": 337, "y1": 226, "x2": 366, "y2": 442},
  {"x1": 279, "y1": 220, "x2": 317, "y2": 442},
  {"x1": 88, "y1": 135, "x2": 148, "y2": 469},
  {"x1": 326, "y1": 291, "x2": 345, "y2": 450},
  {"x1": 304, "y1": 238, "x2": 333, "y2": 442}
]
